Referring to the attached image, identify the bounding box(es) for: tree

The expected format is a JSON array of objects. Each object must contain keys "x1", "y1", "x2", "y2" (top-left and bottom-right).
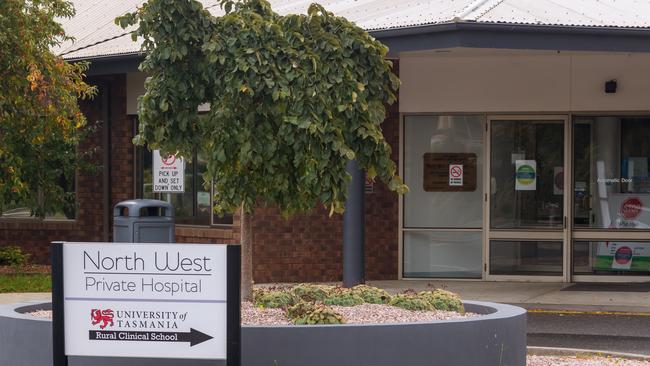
[
  {"x1": 0, "y1": 0, "x2": 96, "y2": 218},
  {"x1": 118, "y1": 0, "x2": 406, "y2": 298}
]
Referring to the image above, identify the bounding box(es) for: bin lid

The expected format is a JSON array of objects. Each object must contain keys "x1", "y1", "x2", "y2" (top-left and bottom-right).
[{"x1": 113, "y1": 199, "x2": 174, "y2": 217}]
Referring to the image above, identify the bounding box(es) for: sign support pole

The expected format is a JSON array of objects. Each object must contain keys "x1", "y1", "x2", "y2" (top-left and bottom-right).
[
  {"x1": 226, "y1": 245, "x2": 241, "y2": 366},
  {"x1": 51, "y1": 242, "x2": 68, "y2": 366}
]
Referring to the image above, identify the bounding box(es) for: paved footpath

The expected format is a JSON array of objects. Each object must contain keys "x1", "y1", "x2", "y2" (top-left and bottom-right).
[
  {"x1": 0, "y1": 292, "x2": 50, "y2": 305},
  {"x1": 528, "y1": 312, "x2": 650, "y2": 356},
  {"x1": 369, "y1": 280, "x2": 650, "y2": 313}
]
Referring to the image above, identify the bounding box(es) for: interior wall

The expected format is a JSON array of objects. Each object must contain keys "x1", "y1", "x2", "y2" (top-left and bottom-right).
[{"x1": 400, "y1": 51, "x2": 650, "y2": 113}]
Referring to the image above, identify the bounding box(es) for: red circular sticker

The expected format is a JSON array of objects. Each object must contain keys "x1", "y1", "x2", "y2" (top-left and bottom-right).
[
  {"x1": 161, "y1": 155, "x2": 176, "y2": 166},
  {"x1": 614, "y1": 246, "x2": 633, "y2": 265},
  {"x1": 620, "y1": 198, "x2": 643, "y2": 220}
]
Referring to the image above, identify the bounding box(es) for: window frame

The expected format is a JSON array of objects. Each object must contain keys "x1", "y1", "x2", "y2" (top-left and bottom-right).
[{"x1": 136, "y1": 146, "x2": 233, "y2": 227}]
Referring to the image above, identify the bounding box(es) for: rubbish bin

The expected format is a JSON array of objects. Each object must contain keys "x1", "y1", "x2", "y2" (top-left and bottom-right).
[{"x1": 113, "y1": 199, "x2": 175, "y2": 243}]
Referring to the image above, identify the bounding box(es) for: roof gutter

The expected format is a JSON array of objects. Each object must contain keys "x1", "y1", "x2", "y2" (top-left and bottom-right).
[
  {"x1": 371, "y1": 21, "x2": 650, "y2": 55},
  {"x1": 67, "y1": 53, "x2": 144, "y2": 76},
  {"x1": 371, "y1": 21, "x2": 650, "y2": 39}
]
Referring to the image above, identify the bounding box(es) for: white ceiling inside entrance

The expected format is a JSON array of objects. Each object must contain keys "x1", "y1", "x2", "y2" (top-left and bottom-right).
[{"x1": 56, "y1": 0, "x2": 650, "y2": 60}]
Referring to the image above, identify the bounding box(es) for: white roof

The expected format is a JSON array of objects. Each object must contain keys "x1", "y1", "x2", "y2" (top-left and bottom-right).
[{"x1": 57, "y1": 0, "x2": 650, "y2": 60}]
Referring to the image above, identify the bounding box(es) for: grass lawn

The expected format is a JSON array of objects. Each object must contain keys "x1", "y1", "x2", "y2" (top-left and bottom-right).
[{"x1": 0, "y1": 273, "x2": 51, "y2": 293}]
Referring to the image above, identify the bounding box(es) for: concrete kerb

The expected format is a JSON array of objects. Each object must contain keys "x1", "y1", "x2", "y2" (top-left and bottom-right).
[
  {"x1": 0, "y1": 300, "x2": 527, "y2": 366},
  {"x1": 527, "y1": 346, "x2": 650, "y2": 361}
]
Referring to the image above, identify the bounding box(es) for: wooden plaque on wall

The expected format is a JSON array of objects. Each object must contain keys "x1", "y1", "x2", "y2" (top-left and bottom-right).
[{"x1": 423, "y1": 153, "x2": 477, "y2": 192}]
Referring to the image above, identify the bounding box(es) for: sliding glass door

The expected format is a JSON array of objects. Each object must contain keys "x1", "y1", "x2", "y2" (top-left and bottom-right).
[{"x1": 487, "y1": 116, "x2": 570, "y2": 281}]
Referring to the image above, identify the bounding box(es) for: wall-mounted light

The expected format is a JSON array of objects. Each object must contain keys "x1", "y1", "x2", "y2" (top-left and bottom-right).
[{"x1": 605, "y1": 80, "x2": 617, "y2": 94}]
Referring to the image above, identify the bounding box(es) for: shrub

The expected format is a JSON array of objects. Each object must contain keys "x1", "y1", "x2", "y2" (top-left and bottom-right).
[
  {"x1": 254, "y1": 290, "x2": 295, "y2": 309},
  {"x1": 0, "y1": 246, "x2": 30, "y2": 266},
  {"x1": 323, "y1": 288, "x2": 364, "y2": 307},
  {"x1": 252, "y1": 287, "x2": 267, "y2": 303},
  {"x1": 419, "y1": 289, "x2": 465, "y2": 313},
  {"x1": 291, "y1": 283, "x2": 334, "y2": 302},
  {"x1": 351, "y1": 285, "x2": 391, "y2": 304},
  {"x1": 286, "y1": 301, "x2": 316, "y2": 323},
  {"x1": 297, "y1": 305, "x2": 345, "y2": 325},
  {"x1": 388, "y1": 294, "x2": 432, "y2": 311}
]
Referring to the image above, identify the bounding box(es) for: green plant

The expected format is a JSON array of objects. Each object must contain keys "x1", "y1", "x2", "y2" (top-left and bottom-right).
[
  {"x1": 0, "y1": 246, "x2": 30, "y2": 266},
  {"x1": 297, "y1": 305, "x2": 345, "y2": 325},
  {"x1": 254, "y1": 290, "x2": 295, "y2": 309},
  {"x1": 1, "y1": 0, "x2": 97, "y2": 219},
  {"x1": 351, "y1": 284, "x2": 391, "y2": 304},
  {"x1": 323, "y1": 288, "x2": 364, "y2": 307},
  {"x1": 388, "y1": 294, "x2": 432, "y2": 311},
  {"x1": 419, "y1": 289, "x2": 465, "y2": 313},
  {"x1": 286, "y1": 301, "x2": 316, "y2": 323},
  {"x1": 116, "y1": 0, "x2": 406, "y2": 299},
  {"x1": 290, "y1": 283, "x2": 334, "y2": 302},
  {"x1": 0, "y1": 274, "x2": 50, "y2": 293},
  {"x1": 252, "y1": 287, "x2": 268, "y2": 303}
]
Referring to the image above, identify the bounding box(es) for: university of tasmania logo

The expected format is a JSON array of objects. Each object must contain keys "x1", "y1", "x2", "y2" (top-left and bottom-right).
[{"x1": 91, "y1": 309, "x2": 114, "y2": 329}]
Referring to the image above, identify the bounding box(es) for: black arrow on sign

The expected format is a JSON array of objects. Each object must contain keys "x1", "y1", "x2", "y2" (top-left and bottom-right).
[{"x1": 89, "y1": 328, "x2": 213, "y2": 347}]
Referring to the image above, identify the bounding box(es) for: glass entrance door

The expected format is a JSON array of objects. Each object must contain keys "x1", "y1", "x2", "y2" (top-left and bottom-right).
[{"x1": 487, "y1": 116, "x2": 570, "y2": 281}]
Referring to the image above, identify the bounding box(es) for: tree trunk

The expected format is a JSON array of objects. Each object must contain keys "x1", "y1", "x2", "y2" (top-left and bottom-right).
[{"x1": 240, "y1": 208, "x2": 253, "y2": 301}]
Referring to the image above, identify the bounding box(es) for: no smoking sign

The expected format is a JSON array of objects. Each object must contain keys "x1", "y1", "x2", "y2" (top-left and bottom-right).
[{"x1": 449, "y1": 164, "x2": 463, "y2": 187}]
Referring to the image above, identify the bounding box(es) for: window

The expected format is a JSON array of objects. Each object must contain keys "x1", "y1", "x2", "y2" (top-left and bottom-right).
[
  {"x1": 402, "y1": 115, "x2": 484, "y2": 278},
  {"x1": 490, "y1": 120, "x2": 564, "y2": 229},
  {"x1": 137, "y1": 149, "x2": 232, "y2": 226},
  {"x1": 573, "y1": 117, "x2": 650, "y2": 229},
  {"x1": 0, "y1": 176, "x2": 76, "y2": 220}
]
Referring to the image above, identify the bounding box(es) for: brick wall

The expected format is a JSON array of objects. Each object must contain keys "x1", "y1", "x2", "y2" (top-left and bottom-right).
[
  {"x1": 1, "y1": 60, "x2": 400, "y2": 281},
  {"x1": 251, "y1": 60, "x2": 401, "y2": 283},
  {"x1": 175, "y1": 211, "x2": 240, "y2": 244}
]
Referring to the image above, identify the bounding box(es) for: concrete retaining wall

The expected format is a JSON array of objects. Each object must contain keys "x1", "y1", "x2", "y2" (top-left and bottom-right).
[{"x1": 0, "y1": 300, "x2": 526, "y2": 366}]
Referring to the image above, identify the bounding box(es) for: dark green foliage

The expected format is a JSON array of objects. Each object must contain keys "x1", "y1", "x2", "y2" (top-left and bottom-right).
[
  {"x1": 286, "y1": 301, "x2": 316, "y2": 323},
  {"x1": 254, "y1": 290, "x2": 295, "y2": 309},
  {"x1": 388, "y1": 294, "x2": 433, "y2": 311},
  {"x1": 291, "y1": 283, "x2": 333, "y2": 302},
  {"x1": 0, "y1": 246, "x2": 30, "y2": 266},
  {"x1": 351, "y1": 284, "x2": 391, "y2": 304},
  {"x1": 323, "y1": 288, "x2": 364, "y2": 307},
  {"x1": 1, "y1": 0, "x2": 96, "y2": 218},
  {"x1": 116, "y1": 0, "x2": 406, "y2": 217},
  {"x1": 418, "y1": 289, "x2": 465, "y2": 313},
  {"x1": 296, "y1": 305, "x2": 344, "y2": 325}
]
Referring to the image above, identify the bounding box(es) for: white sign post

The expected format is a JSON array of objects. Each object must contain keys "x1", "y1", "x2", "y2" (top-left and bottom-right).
[
  {"x1": 51, "y1": 242, "x2": 240, "y2": 365},
  {"x1": 153, "y1": 150, "x2": 185, "y2": 193}
]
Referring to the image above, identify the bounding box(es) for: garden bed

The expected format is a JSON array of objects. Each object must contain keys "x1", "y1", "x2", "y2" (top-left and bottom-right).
[
  {"x1": 3, "y1": 299, "x2": 525, "y2": 366},
  {"x1": 1, "y1": 284, "x2": 527, "y2": 366},
  {"x1": 249, "y1": 284, "x2": 473, "y2": 325},
  {"x1": 528, "y1": 355, "x2": 650, "y2": 366}
]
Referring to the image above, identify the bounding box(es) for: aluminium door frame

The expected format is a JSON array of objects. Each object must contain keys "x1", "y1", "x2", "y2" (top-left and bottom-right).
[{"x1": 485, "y1": 115, "x2": 572, "y2": 282}]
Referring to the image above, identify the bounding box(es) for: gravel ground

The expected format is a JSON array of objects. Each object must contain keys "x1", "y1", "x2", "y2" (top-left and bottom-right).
[
  {"x1": 29, "y1": 302, "x2": 475, "y2": 325},
  {"x1": 241, "y1": 301, "x2": 291, "y2": 325},
  {"x1": 330, "y1": 303, "x2": 478, "y2": 324},
  {"x1": 28, "y1": 309, "x2": 51, "y2": 318},
  {"x1": 527, "y1": 355, "x2": 650, "y2": 366}
]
